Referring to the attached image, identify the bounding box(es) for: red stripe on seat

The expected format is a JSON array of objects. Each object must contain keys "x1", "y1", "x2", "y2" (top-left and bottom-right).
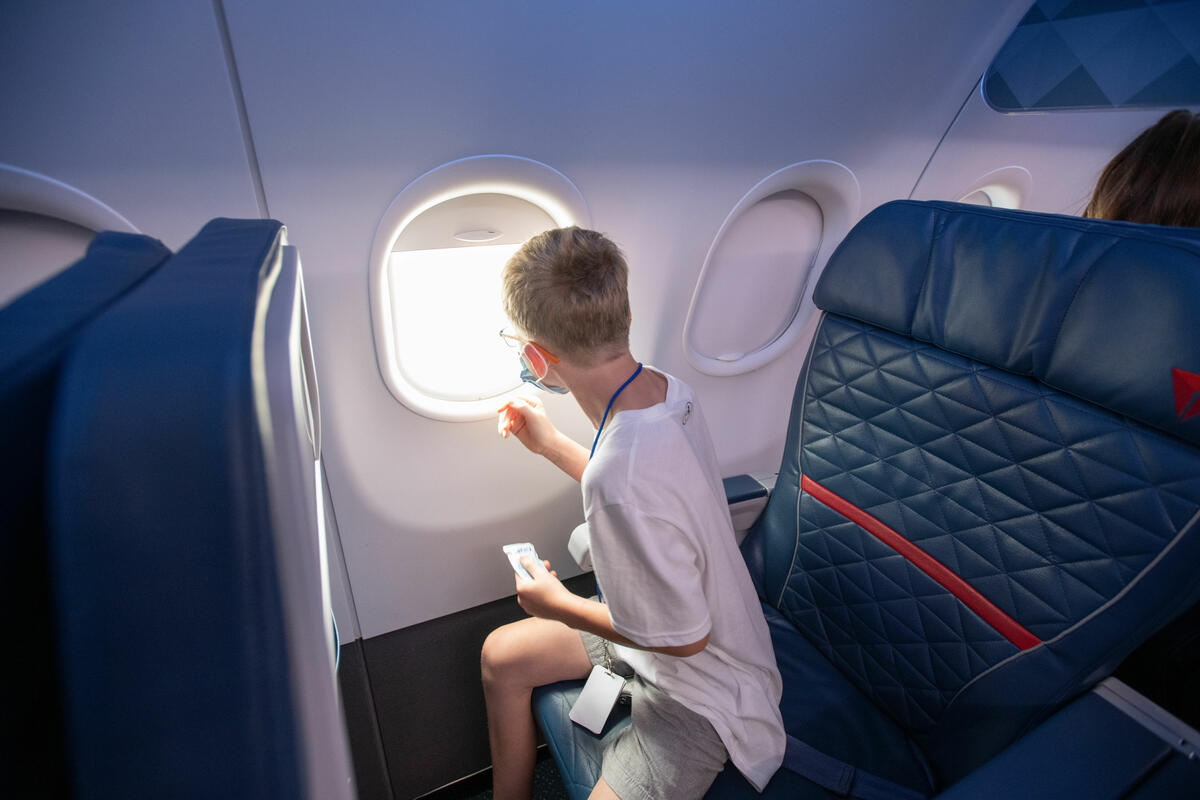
[{"x1": 801, "y1": 474, "x2": 1041, "y2": 651}]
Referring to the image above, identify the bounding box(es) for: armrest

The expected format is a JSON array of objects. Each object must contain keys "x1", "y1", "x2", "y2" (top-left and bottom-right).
[
  {"x1": 723, "y1": 472, "x2": 777, "y2": 543},
  {"x1": 932, "y1": 679, "x2": 1200, "y2": 799}
]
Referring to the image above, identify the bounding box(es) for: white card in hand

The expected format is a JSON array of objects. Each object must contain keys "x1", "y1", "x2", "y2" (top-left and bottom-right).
[
  {"x1": 569, "y1": 665, "x2": 625, "y2": 734},
  {"x1": 503, "y1": 542, "x2": 539, "y2": 580}
]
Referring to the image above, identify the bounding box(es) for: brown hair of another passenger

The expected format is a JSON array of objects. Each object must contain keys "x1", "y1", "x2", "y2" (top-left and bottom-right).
[{"x1": 1083, "y1": 109, "x2": 1200, "y2": 228}]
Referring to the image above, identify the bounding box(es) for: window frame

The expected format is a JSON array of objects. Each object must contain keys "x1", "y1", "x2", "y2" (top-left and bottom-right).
[
  {"x1": 368, "y1": 155, "x2": 589, "y2": 421},
  {"x1": 682, "y1": 160, "x2": 860, "y2": 377}
]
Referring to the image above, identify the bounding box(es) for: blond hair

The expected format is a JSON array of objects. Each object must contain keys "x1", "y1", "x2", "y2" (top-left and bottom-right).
[{"x1": 502, "y1": 227, "x2": 630, "y2": 364}]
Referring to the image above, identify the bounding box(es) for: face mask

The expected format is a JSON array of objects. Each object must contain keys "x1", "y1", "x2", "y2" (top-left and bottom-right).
[{"x1": 520, "y1": 363, "x2": 569, "y2": 394}]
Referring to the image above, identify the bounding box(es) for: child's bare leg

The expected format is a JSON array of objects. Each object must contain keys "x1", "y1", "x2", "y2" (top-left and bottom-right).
[
  {"x1": 481, "y1": 616, "x2": 593, "y2": 800},
  {"x1": 589, "y1": 777, "x2": 621, "y2": 799}
]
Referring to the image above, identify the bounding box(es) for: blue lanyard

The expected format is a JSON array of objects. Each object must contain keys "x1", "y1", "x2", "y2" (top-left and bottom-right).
[
  {"x1": 590, "y1": 363, "x2": 643, "y2": 460},
  {"x1": 590, "y1": 363, "x2": 642, "y2": 605}
]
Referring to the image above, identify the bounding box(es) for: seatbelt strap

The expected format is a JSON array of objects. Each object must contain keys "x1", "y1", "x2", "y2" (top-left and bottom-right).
[{"x1": 784, "y1": 734, "x2": 928, "y2": 800}]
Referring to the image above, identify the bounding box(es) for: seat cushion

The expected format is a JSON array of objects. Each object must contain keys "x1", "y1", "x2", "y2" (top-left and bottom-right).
[
  {"x1": 533, "y1": 681, "x2": 633, "y2": 800},
  {"x1": 534, "y1": 603, "x2": 933, "y2": 800},
  {"x1": 708, "y1": 604, "x2": 933, "y2": 799},
  {"x1": 931, "y1": 689, "x2": 1192, "y2": 800}
]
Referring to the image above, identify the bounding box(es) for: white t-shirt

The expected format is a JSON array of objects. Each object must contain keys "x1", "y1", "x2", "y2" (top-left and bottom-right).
[{"x1": 581, "y1": 369, "x2": 785, "y2": 791}]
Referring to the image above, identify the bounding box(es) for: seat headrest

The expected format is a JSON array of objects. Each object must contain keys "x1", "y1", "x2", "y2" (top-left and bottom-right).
[
  {"x1": 814, "y1": 200, "x2": 1200, "y2": 447},
  {"x1": 0, "y1": 231, "x2": 169, "y2": 382}
]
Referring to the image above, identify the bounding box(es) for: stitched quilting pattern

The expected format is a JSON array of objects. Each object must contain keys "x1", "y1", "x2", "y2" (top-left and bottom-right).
[
  {"x1": 780, "y1": 315, "x2": 1200, "y2": 731},
  {"x1": 782, "y1": 496, "x2": 1017, "y2": 732}
]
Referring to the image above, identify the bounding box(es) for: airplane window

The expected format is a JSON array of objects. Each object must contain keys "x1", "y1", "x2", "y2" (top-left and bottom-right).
[
  {"x1": 953, "y1": 167, "x2": 1031, "y2": 211},
  {"x1": 368, "y1": 156, "x2": 589, "y2": 421},
  {"x1": 684, "y1": 160, "x2": 860, "y2": 377},
  {"x1": 389, "y1": 242, "x2": 519, "y2": 401},
  {"x1": 959, "y1": 190, "x2": 993, "y2": 207},
  {"x1": 390, "y1": 194, "x2": 554, "y2": 402},
  {"x1": 984, "y1": 0, "x2": 1200, "y2": 112},
  {"x1": 688, "y1": 190, "x2": 822, "y2": 365}
]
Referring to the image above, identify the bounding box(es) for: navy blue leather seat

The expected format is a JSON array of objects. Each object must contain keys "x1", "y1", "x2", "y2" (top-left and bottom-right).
[
  {"x1": 534, "y1": 201, "x2": 1200, "y2": 798},
  {"x1": 47, "y1": 219, "x2": 353, "y2": 799},
  {"x1": 0, "y1": 231, "x2": 169, "y2": 799}
]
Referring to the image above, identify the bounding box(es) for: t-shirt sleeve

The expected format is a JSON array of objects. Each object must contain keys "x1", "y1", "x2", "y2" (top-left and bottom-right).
[{"x1": 588, "y1": 501, "x2": 712, "y2": 648}]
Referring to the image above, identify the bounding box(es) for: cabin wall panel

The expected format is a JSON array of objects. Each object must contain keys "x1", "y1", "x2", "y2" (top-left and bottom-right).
[
  {"x1": 0, "y1": 211, "x2": 96, "y2": 309},
  {"x1": 221, "y1": 0, "x2": 1031, "y2": 640},
  {"x1": 910, "y1": 89, "x2": 1200, "y2": 216},
  {"x1": 0, "y1": 3, "x2": 260, "y2": 250}
]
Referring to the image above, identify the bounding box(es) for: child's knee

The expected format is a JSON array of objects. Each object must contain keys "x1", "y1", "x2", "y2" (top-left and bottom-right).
[{"x1": 480, "y1": 624, "x2": 519, "y2": 687}]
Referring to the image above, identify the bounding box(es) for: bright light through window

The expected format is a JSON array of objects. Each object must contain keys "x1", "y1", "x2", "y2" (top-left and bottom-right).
[
  {"x1": 368, "y1": 156, "x2": 589, "y2": 420},
  {"x1": 389, "y1": 243, "x2": 522, "y2": 401}
]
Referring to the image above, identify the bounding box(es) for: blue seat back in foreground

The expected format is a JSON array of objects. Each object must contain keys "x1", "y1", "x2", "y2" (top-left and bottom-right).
[
  {"x1": 749, "y1": 200, "x2": 1200, "y2": 785},
  {"x1": 0, "y1": 231, "x2": 169, "y2": 798},
  {"x1": 47, "y1": 219, "x2": 353, "y2": 799}
]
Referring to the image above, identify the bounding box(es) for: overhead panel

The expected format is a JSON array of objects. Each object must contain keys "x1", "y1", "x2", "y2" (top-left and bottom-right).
[{"x1": 985, "y1": 0, "x2": 1200, "y2": 112}]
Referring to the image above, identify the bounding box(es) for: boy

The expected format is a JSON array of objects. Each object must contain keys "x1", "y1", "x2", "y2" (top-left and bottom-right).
[{"x1": 481, "y1": 227, "x2": 784, "y2": 800}]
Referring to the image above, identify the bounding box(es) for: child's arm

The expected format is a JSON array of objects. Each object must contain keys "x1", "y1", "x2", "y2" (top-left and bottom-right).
[
  {"x1": 517, "y1": 557, "x2": 709, "y2": 657},
  {"x1": 497, "y1": 397, "x2": 589, "y2": 482}
]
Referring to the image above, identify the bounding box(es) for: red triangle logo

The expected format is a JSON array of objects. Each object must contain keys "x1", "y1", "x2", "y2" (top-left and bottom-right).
[{"x1": 1172, "y1": 368, "x2": 1200, "y2": 420}]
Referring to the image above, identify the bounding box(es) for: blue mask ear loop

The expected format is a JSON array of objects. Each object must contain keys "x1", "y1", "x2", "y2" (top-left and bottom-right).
[
  {"x1": 589, "y1": 363, "x2": 642, "y2": 606},
  {"x1": 520, "y1": 364, "x2": 569, "y2": 394}
]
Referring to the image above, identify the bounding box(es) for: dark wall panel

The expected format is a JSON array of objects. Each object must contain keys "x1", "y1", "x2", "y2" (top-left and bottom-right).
[
  {"x1": 352, "y1": 574, "x2": 595, "y2": 799},
  {"x1": 338, "y1": 639, "x2": 394, "y2": 800}
]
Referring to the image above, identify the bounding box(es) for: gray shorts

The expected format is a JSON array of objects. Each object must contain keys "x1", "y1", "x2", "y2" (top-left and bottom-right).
[{"x1": 579, "y1": 630, "x2": 727, "y2": 800}]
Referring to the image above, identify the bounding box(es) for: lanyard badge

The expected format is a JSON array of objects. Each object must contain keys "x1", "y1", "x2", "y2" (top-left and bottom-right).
[{"x1": 569, "y1": 665, "x2": 626, "y2": 734}]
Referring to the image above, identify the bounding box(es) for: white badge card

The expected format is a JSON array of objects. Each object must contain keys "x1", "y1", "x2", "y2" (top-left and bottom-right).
[
  {"x1": 569, "y1": 665, "x2": 625, "y2": 734},
  {"x1": 502, "y1": 542, "x2": 539, "y2": 580}
]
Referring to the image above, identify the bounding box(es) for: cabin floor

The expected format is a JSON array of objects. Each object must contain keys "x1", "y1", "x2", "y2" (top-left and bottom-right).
[{"x1": 420, "y1": 748, "x2": 568, "y2": 800}]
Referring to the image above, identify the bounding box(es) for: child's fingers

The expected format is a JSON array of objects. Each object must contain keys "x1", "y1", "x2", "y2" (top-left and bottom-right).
[
  {"x1": 521, "y1": 556, "x2": 553, "y2": 577},
  {"x1": 496, "y1": 402, "x2": 526, "y2": 439},
  {"x1": 508, "y1": 413, "x2": 525, "y2": 437},
  {"x1": 497, "y1": 413, "x2": 513, "y2": 438}
]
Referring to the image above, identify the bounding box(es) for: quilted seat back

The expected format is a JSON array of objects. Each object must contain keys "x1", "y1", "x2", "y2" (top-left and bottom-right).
[{"x1": 747, "y1": 201, "x2": 1200, "y2": 785}]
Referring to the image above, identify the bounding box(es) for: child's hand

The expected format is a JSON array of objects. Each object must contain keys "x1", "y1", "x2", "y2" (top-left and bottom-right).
[
  {"x1": 497, "y1": 396, "x2": 557, "y2": 455},
  {"x1": 515, "y1": 557, "x2": 570, "y2": 621}
]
